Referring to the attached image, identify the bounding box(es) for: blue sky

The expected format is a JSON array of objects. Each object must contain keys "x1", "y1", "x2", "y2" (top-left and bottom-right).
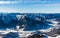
[{"x1": 0, "y1": 0, "x2": 60, "y2": 13}]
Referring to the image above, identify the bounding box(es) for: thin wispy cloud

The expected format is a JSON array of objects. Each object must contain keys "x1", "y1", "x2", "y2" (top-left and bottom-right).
[
  {"x1": 16, "y1": 0, "x2": 60, "y2": 13},
  {"x1": 0, "y1": 0, "x2": 60, "y2": 13},
  {"x1": 19, "y1": 0, "x2": 60, "y2": 6},
  {"x1": 0, "y1": 0, "x2": 20, "y2": 13},
  {"x1": 32, "y1": 4, "x2": 60, "y2": 6}
]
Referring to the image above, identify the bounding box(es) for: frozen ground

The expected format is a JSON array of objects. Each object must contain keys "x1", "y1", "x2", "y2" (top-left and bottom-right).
[{"x1": 0, "y1": 19, "x2": 59, "y2": 38}]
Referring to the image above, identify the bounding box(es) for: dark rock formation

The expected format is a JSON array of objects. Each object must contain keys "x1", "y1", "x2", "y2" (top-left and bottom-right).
[
  {"x1": 46, "y1": 26, "x2": 60, "y2": 37},
  {"x1": 27, "y1": 34, "x2": 47, "y2": 38}
]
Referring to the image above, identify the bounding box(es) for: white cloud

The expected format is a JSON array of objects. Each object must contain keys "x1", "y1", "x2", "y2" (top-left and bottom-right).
[{"x1": 0, "y1": 1, "x2": 19, "y2": 4}]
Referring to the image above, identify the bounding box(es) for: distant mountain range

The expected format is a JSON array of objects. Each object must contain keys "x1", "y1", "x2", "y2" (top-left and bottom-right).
[{"x1": 0, "y1": 13, "x2": 60, "y2": 30}]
